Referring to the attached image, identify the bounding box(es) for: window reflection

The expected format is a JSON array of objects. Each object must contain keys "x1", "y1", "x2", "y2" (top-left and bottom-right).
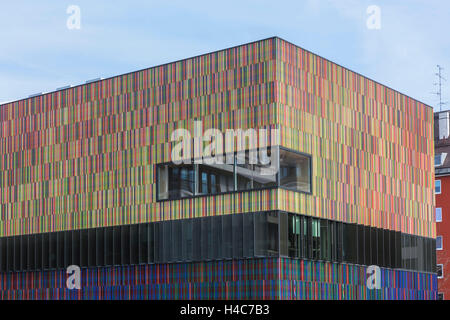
[
  {"x1": 279, "y1": 149, "x2": 311, "y2": 193},
  {"x1": 157, "y1": 147, "x2": 309, "y2": 201},
  {"x1": 158, "y1": 164, "x2": 195, "y2": 200}
]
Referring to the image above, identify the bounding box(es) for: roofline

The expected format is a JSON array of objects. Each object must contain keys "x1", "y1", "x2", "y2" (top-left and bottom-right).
[
  {"x1": 0, "y1": 36, "x2": 278, "y2": 107},
  {"x1": 1, "y1": 36, "x2": 434, "y2": 110},
  {"x1": 274, "y1": 37, "x2": 433, "y2": 110},
  {"x1": 436, "y1": 173, "x2": 450, "y2": 178}
]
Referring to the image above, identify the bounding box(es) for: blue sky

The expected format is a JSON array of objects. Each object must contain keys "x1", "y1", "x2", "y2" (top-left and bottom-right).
[{"x1": 0, "y1": 0, "x2": 449, "y2": 110}]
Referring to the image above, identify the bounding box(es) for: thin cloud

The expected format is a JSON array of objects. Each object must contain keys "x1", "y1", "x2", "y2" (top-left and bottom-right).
[{"x1": 0, "y1": 0, "x2": 449, "y2": 109}]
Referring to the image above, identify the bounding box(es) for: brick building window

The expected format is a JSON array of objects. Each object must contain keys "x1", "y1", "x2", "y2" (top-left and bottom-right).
[
  {"x1": 437, "y1": 236, "x2": 443, "y2": 250},
  {"x1": 435, "y1": 180, "x2": 442, "y2": 195},
  {"x1": 436, "y1": 208, "x2": 443, "y2": 222},
  {"x1": 437, "y1": 264, "x2": 444, "y2": 278}
]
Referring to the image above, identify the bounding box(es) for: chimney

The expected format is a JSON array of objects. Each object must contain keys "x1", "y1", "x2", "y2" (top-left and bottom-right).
[{"x1": 439, "y1": 111, "x2": 450, "y2": 140}]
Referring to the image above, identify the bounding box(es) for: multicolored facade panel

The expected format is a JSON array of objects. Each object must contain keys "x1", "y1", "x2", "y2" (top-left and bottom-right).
[
  {"x1": 276, "y1": 39, "x2": 434, "y2": 238},
  {"x1": 0, "y1": 37, "x2": 436, "y2": 300},
  {"x1": 0, "y1": 259, "x2": 437, "y2": 300}
]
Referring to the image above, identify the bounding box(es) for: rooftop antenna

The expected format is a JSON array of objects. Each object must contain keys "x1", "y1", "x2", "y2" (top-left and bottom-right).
[{"x1": 433, "y1": 65, "x2": 447, "y2": 112}]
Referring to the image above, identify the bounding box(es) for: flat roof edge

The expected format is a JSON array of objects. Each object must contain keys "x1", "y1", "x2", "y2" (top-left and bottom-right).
[{"x1": 1, "y1": 36, "x2": 433, "y2": 111}]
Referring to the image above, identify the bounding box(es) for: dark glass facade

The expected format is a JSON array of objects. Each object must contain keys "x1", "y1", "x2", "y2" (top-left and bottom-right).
[{"x1": 0, "y1": 211, "x2": 435, "y2": 273}]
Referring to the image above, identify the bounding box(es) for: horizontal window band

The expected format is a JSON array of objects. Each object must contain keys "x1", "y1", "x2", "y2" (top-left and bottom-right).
[
  {"x1": 0, "y1": 211, "x2": 436, "y2": 275},
  {"x1": 157, "y1": 147, "x2": 313, "y2": 202}
]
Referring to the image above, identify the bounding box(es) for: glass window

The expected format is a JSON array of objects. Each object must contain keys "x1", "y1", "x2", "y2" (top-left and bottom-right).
[
  {"x1": 192, "y1": 219, "x2": 202, "y2": 261},
  {"x1": 148, "y1": 224, "x2": 155, "y2": 263},
  {"x1": 96, "y1": 228, "x2": 105, "y2": 267},
  {"x1": 436, "y1": 208, "x2": 443, "y2": 222},
  {"x1": 138, "y1": 224, "x2": 148, "y2": 264},
  {"x1": 364, "y1": 227, "x2": 371, "y2": 266},
  {"x1": 163, "y1": 222, "x2": 172, "y2": 262},
  {"x1": 8, "y1": 218, "x2": 437, "y2": 272},
  {"x1": 335, "y1": 222, "x2": 343, "y2": 262},
  {"x1": 243, "y1": 213, "x2": 254, "y2": 258},
  {"x1": 416, "y1": 237, "x2": 425, "y2": 272},
  {"x1": 13, "y1": 237, "x2": 20, "y2": 271},
  {"x1": 113, "y1": 227, "x2": 121, "y2": 265},
  {"x1": 236, "y1": 150, "x2": 256, "y2": 191},
  {"x1": 401, "y1": 234, "x2": 410, "y2": 270},
  {"x1": 438, "y1": 293, "x2": 444, "y2": 300},
  {"x1": 56, "y1": 232, "x2": 64, "y2": 269},
  {"x1": 304, "y1": 216, "x2": 313, "y2": 260},
  {"x1": 389, "y1": 232, "x2": 396, "y2": 268},
  {"x1": 222, "y1": 215, "x2": 232, "y2": 259},
  {"x1": 253, "y1": 147, "x2": 278, "y2": 189},
  {"x1": 311, "y1": 219, "x2": 320, "y2": 260},
  {"x1": 157, "y1": 164, "x2": 195, "y2": 200},
  {"x1": 343, "y1": 224, "x2": 357, "y2": 264},
  {"x1": 49, "y1": 232, "x2": 57, "y2": 269},
  {"x1": 384, "y1": 229, "x2": 391, "y2": 268},
  {"x1": 395, "y1": 232, "x2": 402, "y2": 269},
  {"x1": 0, "y1": 238, "x2": 6, "y2": 272},
  {"x1": 235, "y1": 147, "x2": 277, "y2": 191},
  {"x1": 88, "y1": 229, "x2": 96, "y2": 267},
  {"x1": 104, "y1": 227, "x2": 113, "y2": 266},
  {"x1": 20, "y1": 235, "x2": 28, "y2": 271},
  {"x1": 6, "y1": 237, "x2": 14, "y2": 271},
  {"x1": 158, "y1": 165, "x2": 169, "y2": 200},
  {"x1": 288, "y1": 214, "x2": 301, "y2": 259},
  {"x1": 198, "y1": 161, "x2": 234, "y2": 195},
  {"x1": 410, "y1": 236, "x2": 418, "y2": 271},
  {"x1": 148, "y1": 223, "x2": 156, "y2": 263},
  {"x1": 212, "y1": 216, "x2": 223, "y2": 260},
  {"x1": 182, "y1": 220, "x2": 193, "y2": 261},
  {"x1": 172, "y1": 220, "x2": 182, "y2": 262},
  {"x1": 432, "y1": 239, "x2": 437, "y2": 273},
  {"x1": 357, "y1": 225, "x2": 365, "y2": 265},
  {"x1": 279, "y1": 149, "x2": 311, "y2": 193},
  {"x1": 232, "y1": 214, "x2": 243, "y2": 258},
  {"x1": 64, "y1": 231, "x2": 72, "y2": 268},
  {"x1": 435, "y1": 180, "x2": 442, "y2": 194},
  {"x1": 377, "y1": 229, "x2": 384, "y2": 267},
  {"x1": 154, "y1": 222, "x2": 163, "y2": 263},
  {"x1": 279, "y1": 212, "x2": 289, "y2": 257},
  {"x1": 437, "y1": 264, "x2": 444, "y2": 278},
  {"x1": 72, "y1": 231, "x2": 80, "y2": 267},
  {"x1": 80, "y1": 229, "x2": 89, "y2": 267},
  {"x1": 12, "y1": 237, "x2": 18, "y2": 271},
  {"x1": 329, "y1": 221, "x2": 337, "y2": 262},
  {"x1": 201, "y1": 218, "x2": 211, "y2": 260},
  {"x1": 425, "y1": 238, "x2": 430, "y2": 272},
  {"x1": 255, "y1": 212, "x2": 279, "y2": 257},
  {"x1": 28, "y1": 235, "x2": 36, "y2": 271},
  {"x1": 130, "y1": 224, "x2": 139, "y2": 265},
  {"x1": 4, "y1": 237, "x2": 10, "y2": 271},
  {"x1": 267, "y1": 212, "x2": 279, "y2": 256},
  {"x1": 157, "y1": 147, "x2": 310, "y2": 200},
  {"x1": 437, "y1": 236, "x2": 443, "y2": 250},
  {"x1": 42, "y1": 233, "x2": 50, "y2": 270},
  {"x1": 435, "y1": 155, "x2": 440, "y2": 166},
  {"x1": 120, "y1": 226, "x2": 130, "y2": 265},
  {"x1": 370, "y1": 228, "x2": 377, "y2": 266},
  {"x1": 320, "y1": 220, "x2": 331, "y2": 261},
  {"x1": 435, "y1": 154, "x2": 443, "y2": 166}
]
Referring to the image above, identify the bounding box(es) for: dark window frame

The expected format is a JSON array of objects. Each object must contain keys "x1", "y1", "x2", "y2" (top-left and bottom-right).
[{"x1": 156, "y1": 147, "x2": 313, "y2": 202}]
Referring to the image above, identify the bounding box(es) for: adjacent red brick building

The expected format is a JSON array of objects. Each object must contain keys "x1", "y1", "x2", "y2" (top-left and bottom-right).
[{"x1": 435, "y1": 110, "x2": 450, "y2": 300}]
